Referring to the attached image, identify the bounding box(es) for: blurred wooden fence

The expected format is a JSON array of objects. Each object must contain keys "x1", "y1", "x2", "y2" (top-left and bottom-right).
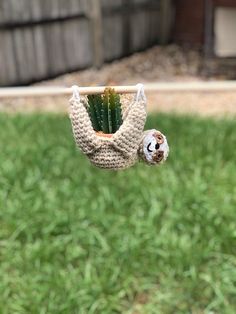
[{"x1": 0, "y1": 0, "x2": 173, "y2": 86}]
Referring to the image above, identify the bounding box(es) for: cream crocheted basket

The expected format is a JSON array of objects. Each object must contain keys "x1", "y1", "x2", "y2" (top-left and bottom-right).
[{"x1": 69, "y1": 84, "x2": 169, "y2": 170}]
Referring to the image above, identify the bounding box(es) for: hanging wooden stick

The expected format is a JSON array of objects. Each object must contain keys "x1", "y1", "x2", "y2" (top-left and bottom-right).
[
  {"x1": 0, "y1": 81, "x2": 236, "y2": 99},
  {"x1": 0, "y1": 86, "x2": 138, "y2": 98}
]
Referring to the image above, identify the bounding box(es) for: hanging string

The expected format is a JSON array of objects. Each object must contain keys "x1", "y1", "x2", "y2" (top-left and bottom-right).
[
  {"x1": 135, "y1": 83, "x2": 147, "y2": 102},
  {"x1": 70, "y1": 85, "x2": 80, "y2": 102}
]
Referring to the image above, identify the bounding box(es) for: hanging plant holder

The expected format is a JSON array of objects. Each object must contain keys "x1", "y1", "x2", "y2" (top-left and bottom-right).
[{"x1": 69, "y1": 84, "x2": 169, "y2": 170}]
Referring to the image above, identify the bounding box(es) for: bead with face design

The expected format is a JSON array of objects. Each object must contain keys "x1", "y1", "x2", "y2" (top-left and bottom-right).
[{"x1": 139, "y1": 129, "x2": 169, "y2": 165}]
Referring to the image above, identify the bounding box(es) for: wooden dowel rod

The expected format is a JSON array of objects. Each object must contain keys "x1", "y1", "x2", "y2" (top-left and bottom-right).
[
  {"x1": 146, "y1": 81, "x2": 236, "y2": 92},
  {"x1": 1, "y1": 81, "x2": 236, "y2": 99},
  {"x1": 0, "y1": 86, "x2": 138, "y2": 98}
]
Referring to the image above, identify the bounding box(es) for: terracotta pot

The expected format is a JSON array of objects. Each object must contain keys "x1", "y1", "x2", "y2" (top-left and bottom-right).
[{"x1": 96, "y1": 131, "x2": 113, "y2": 138}]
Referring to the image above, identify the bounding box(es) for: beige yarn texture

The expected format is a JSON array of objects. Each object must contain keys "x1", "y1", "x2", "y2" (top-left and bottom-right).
[{"x1": 69, "y1": 91, "x2": 147, "y2": 170}]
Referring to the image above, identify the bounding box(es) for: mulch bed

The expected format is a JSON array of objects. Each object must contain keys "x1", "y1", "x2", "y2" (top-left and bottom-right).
[{"x1": 1, "y1": 45, "x2": 236, "y2": 116}]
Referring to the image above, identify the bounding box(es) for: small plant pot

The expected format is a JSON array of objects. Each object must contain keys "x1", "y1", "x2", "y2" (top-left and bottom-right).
[{"x1": 96, "y1": 131, "x2": 113, "y2": 138}]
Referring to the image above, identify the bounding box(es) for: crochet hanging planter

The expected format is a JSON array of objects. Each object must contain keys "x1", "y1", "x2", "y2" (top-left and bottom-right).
[{"x1": 69, "y1": 84, "x2": 169, "y2": 170}]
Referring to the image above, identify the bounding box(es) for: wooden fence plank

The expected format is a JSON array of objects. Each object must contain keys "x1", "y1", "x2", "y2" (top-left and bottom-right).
[
  {"x1": 159, "y1": 0, "x2": 173, "y2": 44},
  {"x1": 44, "y1": 23, "x2": 66, "y2": 75},
  {"x1": 0, "y1": 31, "x2": 7, "y2": 85},
  {"x1": 101, "y1": 0, "x2": 123, "y2": 9},
  {"x1": 12, "y1": 28, "x2": 30, "y2": 82},
  {"x1": 130, "y1": 10, "x2": 149, "y2": 51},
  {"x1": 23, "y1": 27, "x2": 36, "y2": 81},
  {"x1": 103, "y1": 14, "x2": 123, "y2": 61},
  {"x1": 0, "y1": 0, "x2": 88, "y2": 25},
  {"x1": 29, "y1": 0, "x2": 43, "y2": 21},
  {"x1": 121, "y1": 0, "x2": 132, "y2": 56},
  {"x1": 63, "y1": 19, "x2": 93, "y2": 70},
  {"x1": 0, "y1": 0, "x2": 173, "y2": 86},
  {"x1": 2, "y1": 30, "x2": 18, "y2": 84},
  {"x1": 149, "y1": 9, "x2": 161, "y2": 45},
  {"x1": 88, "y1": 0, "x2": 104, "y2": 68},
  {"x1": 33, "y1": 25, "x2": 49, "y2": 79}
]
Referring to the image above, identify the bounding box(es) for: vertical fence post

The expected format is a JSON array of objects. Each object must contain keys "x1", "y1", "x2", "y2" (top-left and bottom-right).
[
  {"x1": 122, "y1": 0, "x2": 131, "y2": 56},
  {"x1": 204, "y1": 0, "x2": 214, "y2": 58},
  {"x1": 203, "y1": 0, "x2": 214, "y2": 76},
  {"x1": 88, "y1": 0, "x2": 104, "y2": 68},
  {"x1": 159, "y1": 0, "x2": 172, "y2": 44}
]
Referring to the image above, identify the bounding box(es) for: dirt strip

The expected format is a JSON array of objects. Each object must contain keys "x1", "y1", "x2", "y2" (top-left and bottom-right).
[{"x1": 1, "y1": 45, "x2": 236, "y2": 116}]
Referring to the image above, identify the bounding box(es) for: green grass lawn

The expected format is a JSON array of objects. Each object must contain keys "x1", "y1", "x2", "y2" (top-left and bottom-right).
[{"x1": 0, "y1": 113, "x2": 235, "y2": 314}]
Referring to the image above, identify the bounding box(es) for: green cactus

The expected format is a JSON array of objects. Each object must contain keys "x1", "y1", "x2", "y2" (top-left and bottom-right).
[{"x1": 87, "y1": 88, "x2": 123, "y2": 134}]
